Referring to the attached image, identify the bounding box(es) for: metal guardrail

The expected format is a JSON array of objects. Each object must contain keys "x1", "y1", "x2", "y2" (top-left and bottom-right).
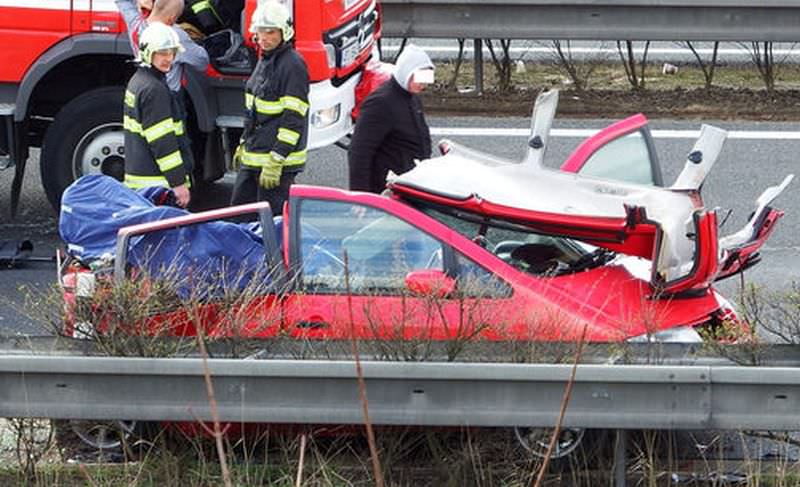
[
  {"x1": 380, "y1": 0, "x2": 800, "y2": 42},
  {"x1": 2, "y1": 355, "x2": 800, "y2": 430}
]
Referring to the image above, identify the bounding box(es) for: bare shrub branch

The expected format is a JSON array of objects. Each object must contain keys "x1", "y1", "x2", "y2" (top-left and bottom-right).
[
  {"x1": 680, "y1": 41, "x2": 720, "y2": 90},
  {"x1": 486, "y1": 39, "x2": 514, "y2": 92},
  {"x1": 616, "y1": 40, "x2": 651, "y2": 90}
]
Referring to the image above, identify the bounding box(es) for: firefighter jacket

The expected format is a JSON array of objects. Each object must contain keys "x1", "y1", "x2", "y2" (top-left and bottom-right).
[
  {"x1": 240, "y1": 42, "x2": 309, "y2": 173},
  {"x1": 348, "y1": 78, "x2": 432, "y2": 193},
  {"x1": 123, "y1": 66, "x2": 190, "y2": 189},
  {"x1": 179, "y1": 0, "x2": 224, "y2": 35}
]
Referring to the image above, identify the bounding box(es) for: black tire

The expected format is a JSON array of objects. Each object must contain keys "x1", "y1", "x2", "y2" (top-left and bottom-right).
[
  {"x1": 53, "y1": 419, "x2": 161, "y2": 462},
  {"x1": 41, "y1": 86, "x2": 126, "y2": 211},
  {"x1": 513, "y1": 427, "x2": 611, "y2": 471}
]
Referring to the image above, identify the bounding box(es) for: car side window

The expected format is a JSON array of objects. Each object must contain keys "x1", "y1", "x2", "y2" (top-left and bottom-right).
[
  {"x1": 455, "y1": 252, "x2": 512, "y2": 298},
  {"x1": 298, "y1": 199, "x2": 444, "y2": 293},
  {"x1": 580, "y1": 131, "x2": 656, "y2": 185}
]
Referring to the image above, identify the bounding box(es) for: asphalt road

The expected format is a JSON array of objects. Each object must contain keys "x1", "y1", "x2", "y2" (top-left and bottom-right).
[{"x1": 1, "y1": 115, "x2": 798, "y2": 335}]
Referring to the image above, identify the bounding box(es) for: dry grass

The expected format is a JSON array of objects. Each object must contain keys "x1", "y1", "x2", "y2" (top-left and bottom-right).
[{"x1": 434, "y1": 58, "x2": 800, "y2": 93}]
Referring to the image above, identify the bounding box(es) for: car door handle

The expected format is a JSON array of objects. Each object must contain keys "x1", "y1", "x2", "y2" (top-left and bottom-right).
[{"x1": 296, "y1": 320, "x2": 330, "y2": 329}]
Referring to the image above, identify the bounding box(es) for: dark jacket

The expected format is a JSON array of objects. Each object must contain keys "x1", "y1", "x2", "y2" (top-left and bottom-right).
[
  {"x1": 179, "y1": 0, "x2": 244, "y2": 34},
  {"x1": 348, "y1": 78, "x2": 431, "y2": 193},
  {"x1": 240, "y1": 42, "x2": 309, "y2": 173},
  {"x1": 123, "y1": 66, "x2": 189, "y2": 189}
]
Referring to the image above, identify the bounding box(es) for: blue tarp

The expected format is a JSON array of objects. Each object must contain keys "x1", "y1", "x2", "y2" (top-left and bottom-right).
[{"x1": 59, "y1": 175, "x2": 268, "y2": 292}]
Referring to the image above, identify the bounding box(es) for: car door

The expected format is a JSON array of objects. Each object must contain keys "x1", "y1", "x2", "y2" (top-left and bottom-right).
[
  {"x1": 281, "y1": 186, "x2": 513, "y2": 347},
  {"x1": 560, "y1": 114, "x2": 664, "y2": 187}
]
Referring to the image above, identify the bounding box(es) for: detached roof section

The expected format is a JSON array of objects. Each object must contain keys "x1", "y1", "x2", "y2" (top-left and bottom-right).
[{"x1": 389, "y1": 90, "x2": 793, "y2": 295}]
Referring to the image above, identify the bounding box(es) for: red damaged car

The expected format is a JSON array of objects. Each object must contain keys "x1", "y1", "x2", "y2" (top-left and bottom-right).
[
  {"x1": 60, "y1": 90, "x2": 792, "y2": 346},
  {"x1": 56, "y1": 89, "x2": 792, "y2": 456}
]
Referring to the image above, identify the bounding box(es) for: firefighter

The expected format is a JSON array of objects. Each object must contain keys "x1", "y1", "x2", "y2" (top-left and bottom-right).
[
  {"x1": 348, "y1": 45, "x2": 435, "y2": 194},
  {"x1": 230, "y1": 1, "x2": 309, "y2": 213},
  {"x1": 117, "y1": 0, "x2": 209, "y2": 186},
  {"x1": 123, "y1": 22, "x2": 192, "y2": 208}
]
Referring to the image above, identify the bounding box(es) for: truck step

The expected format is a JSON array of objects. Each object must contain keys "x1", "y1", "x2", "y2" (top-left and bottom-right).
[{"x1": 216, "y1": 115, "x2": 245, "y2": 129}]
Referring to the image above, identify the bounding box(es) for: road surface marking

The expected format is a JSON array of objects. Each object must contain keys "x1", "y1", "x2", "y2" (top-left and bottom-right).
[{"x1": 431, "y1": 127, "x2": 800, "y2": 140}]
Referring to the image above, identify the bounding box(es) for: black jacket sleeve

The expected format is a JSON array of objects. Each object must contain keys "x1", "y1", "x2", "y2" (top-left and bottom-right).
[{"x1": 347, "y1": 93, "x2": 392, "y2": 191}]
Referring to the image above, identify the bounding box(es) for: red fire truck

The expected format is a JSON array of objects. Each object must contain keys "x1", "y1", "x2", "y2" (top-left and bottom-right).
[{"x1": 0, "y1": 0, "x2": 382, "y2": 212}]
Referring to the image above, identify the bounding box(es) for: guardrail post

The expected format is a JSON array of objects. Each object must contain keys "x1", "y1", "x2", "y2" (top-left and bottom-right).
[
  {"x1": 614, "y1": 429, "x2": 627, "y2": 487},
  {"x1": 473, "y1": 38, "x2": 484, "y2": 95}
]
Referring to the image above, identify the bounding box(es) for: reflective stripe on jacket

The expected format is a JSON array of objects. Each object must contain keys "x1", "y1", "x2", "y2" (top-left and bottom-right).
[
  {"x1": 241, "y1": 42, "x2": 310, "y2": 171},
  {"x1": 123, "y1": 66, "x2": 190, "y2": 189}
]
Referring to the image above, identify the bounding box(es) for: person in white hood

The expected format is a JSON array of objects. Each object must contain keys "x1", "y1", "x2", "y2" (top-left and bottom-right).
[{"x1": 348, "y1": 45, "x2": 435, "y2": 193}]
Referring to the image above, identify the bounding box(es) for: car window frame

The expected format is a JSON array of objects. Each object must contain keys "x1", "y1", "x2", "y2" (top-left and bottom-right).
[
  {"x1": 287, "y1": 192, "x2": 454, "y2": 296},
  {"x1": 287, "y1": 187, "x2": 518, "y2": 298},
  {"x1": 560, "y1": 113, "x2": 664, "y2": 187}
]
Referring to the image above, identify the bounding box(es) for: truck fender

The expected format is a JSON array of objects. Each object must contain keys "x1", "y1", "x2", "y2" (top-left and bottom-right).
[{"x1": 14, "y1": 33, "x2": 129, "y2": 123}]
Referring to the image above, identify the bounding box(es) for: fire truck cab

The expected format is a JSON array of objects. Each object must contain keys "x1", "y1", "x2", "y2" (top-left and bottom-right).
[{"x1": 0, "y1": 0, "x2": 382, "y2": 212}]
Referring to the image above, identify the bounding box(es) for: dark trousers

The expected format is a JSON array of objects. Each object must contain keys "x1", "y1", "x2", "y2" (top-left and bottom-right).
[{"x1": 230, "y1": 168, "x2": 296, "y2": 216}]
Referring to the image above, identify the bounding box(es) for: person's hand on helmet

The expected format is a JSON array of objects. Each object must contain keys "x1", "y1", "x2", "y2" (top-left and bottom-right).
[{"x1": 259, "y1": 152, "x2": 283, "y2": 189}]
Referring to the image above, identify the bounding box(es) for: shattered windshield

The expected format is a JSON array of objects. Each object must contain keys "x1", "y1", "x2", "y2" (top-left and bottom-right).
[{"x1": 418, "y1": 204, "x2": 615, "y2": 277}]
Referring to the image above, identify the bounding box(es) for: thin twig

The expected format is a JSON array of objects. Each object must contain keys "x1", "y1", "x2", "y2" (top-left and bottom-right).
[
  {"x1": 195, "y1": 332, "x2": 233, "y2": 487},
  {"x1": 448, "y1": 38, "x2": 466, "y2": 90},
  {"x1": 295, "y1": 433, "x2": 307, "y2": 487},
  {"x1": 78, "y1": 463, "x2": 100, "y2": 487},
  {"x1": 343, "y1": 251, "x2": 385, "y2": 487},
  {"x1": 532, "y1": 324, "x2": 588, "y2": 487}
]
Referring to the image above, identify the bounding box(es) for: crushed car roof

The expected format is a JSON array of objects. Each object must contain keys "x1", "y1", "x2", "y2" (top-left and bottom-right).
[{"x1": 389, "y1": 90, "x2": 793, "y2": 295}]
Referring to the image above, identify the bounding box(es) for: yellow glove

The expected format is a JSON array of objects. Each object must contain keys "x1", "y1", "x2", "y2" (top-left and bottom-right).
[
  {"x1": 259, "y1": 153, "x2": 283, "y2": 189},
  {"x1": 231, "y1": 143, "x2": 245, "y2": 171}
]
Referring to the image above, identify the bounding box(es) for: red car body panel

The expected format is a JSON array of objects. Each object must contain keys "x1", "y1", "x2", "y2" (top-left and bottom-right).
[
  {"x1": 280, "y1": 185, "x2": 721, "y2": 342},
  {"x1": 61, "y1": 183, "x2": 726, "y2": 344}
]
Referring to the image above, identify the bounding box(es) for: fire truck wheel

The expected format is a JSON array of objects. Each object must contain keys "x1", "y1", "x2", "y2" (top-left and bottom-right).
[{"x1": 41, "y1": 86, "x2": 125, "y2": 211}]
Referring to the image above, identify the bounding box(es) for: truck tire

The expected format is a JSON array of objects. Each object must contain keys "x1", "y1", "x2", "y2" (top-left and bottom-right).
[{"x1": 41, "y1": 86, "x2": 125, "y2": 211}]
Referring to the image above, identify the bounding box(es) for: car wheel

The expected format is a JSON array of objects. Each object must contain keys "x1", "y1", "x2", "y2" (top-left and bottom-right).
[
  {"x1": 54, "y1": 419, "x2": 135, "y2": 451},
  {"x1": 52, "y1": 418, "x2": 164, "y2": 463},
  {"x1": 514, "y1": 426, "x2": 585, "y2": 459},
  {"x1": 41, "y1": 86, "x2": 126, "y2": 211},
  {"x1": 513, "y1": 427, "x2": 609, "y2": 469}
]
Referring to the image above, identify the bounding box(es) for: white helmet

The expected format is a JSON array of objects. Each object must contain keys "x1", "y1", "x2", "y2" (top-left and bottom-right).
[
  {"x1": 138, "y1": 22, "x2": 184, "y2": 67},
  {"x1": 249, "y1": 1, "x2": 294, "y2": 42}
]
